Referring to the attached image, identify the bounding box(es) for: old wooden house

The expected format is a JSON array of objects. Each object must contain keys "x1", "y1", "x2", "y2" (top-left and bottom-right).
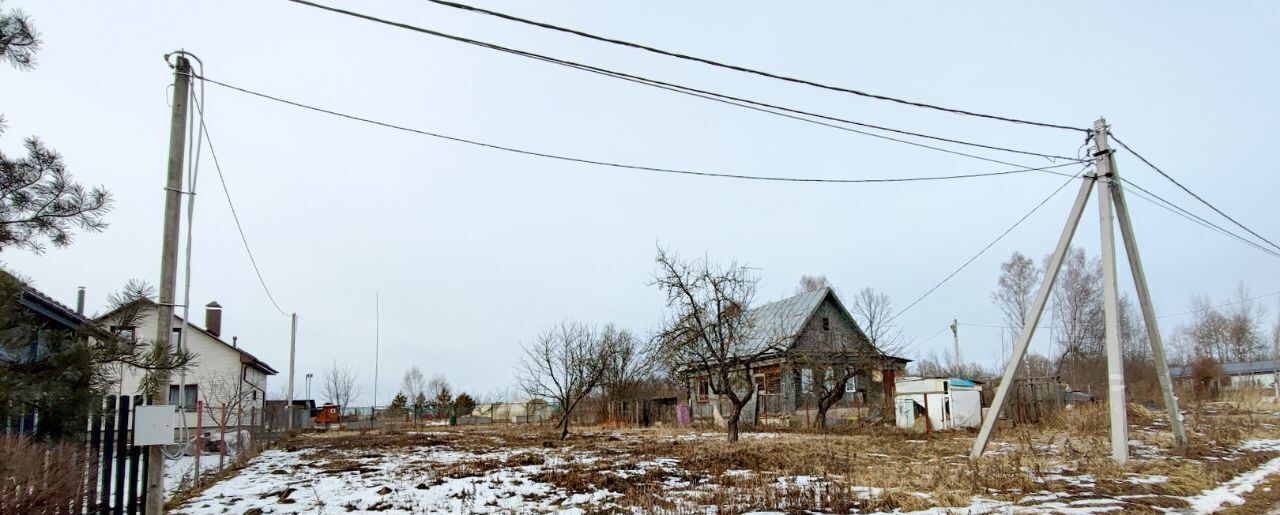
[{"x1": 685, "y1": 287, "x2": 909, "y2": 427}]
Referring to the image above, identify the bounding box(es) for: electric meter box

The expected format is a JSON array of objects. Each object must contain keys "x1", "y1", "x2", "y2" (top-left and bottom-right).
[{"x1": 132, "y1": 405, "x2": 177, "y2": 446}]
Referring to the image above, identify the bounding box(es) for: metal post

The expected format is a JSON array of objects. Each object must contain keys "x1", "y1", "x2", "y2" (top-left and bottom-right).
[
  {"x1": 1100, "y1": 119, "x2": 1188, "y2": 448},
  {"x1": 286, "y1": 313, "x2": 298, "y2": 430},
  {"x1": 1096, "y1": 142, "x2": 1129, "y2": 465},
  {"x1": 374, "y1": 293, "x2": 380, "y2": 420},
  {"x1": 971, "y1": 175, "x2": 1096, "y2": 459},
  {"x1": 144, "y1": 54, "x2": 191, "y2": 515},
  {"x1": 194, "y1": 400, "x2": 202, "y2": 487}
]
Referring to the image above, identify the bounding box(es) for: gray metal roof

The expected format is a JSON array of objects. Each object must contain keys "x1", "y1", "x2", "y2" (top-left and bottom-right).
[
  {"x1": 739, "y1": 287, "x2": 832, "y2": 354},
  {"x1": 1169, "y1": 359, "x2": 1278, "y2": 377}
]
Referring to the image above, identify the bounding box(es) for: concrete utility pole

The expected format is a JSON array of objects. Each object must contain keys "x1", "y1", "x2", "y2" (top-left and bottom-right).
[
  {"x1": 1103, "y1": 124, "x2": 1187, "y2": 447},
  {"x1": 286, "y1": 312, "x2": 298, "y2": 430},
  {"x1": 373, "y1": 292, "x2": 380, "y2": 418},
  {"x1": 951, "y1": 319, "x2": 960, "y2": 366},
  {"x1": 970, "y1": 118, "x2": 1187, "y2": 464},
  {"x1": 145, "y1": 53, "x2": 191, "y2": 515},
  {"x1": 1095, "y1": 125, "x2": 1129, "y2": 464}
]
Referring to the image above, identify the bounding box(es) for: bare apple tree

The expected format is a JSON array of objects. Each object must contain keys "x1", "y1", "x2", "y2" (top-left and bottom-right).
[
  {"x1": 517, "y1": 321, "x2": 608, "y2": 440},
  {"x1": 653, "y1": 248, "x2": 785, "y2": 442}
]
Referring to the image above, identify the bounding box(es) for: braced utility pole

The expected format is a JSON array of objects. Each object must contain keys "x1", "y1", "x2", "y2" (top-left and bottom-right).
[
  {"x1": 1099, "y1": 121, "x2": 1187, "y2": 448},
  {"x1": 145, "y1": 53, "x2": 191, "y2": 515},
  {"x1": 1095, "y1": 122, "x2": 1129, "y2": 463},
  {"x1": 971, "y1": 118, "x2": 1186, "y2": 463}
]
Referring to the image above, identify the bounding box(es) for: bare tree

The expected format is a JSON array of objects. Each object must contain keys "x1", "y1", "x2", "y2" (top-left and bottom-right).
[
  {"x1": 599, "y1": 324, "x2": 654, "y2": 407},
  {"x1": 197, "y1": 372, "x2": 254, "y2": 469},
  {"x1": 653, "y1": 248, "x2": 786, "y2": 442},
  {"x1": 848, "y1": 287, "x2": 905, "y2": 350},
  {"x1": 1180, "y1": 284, "x2": 1267, "y2": 364},
  {"x1": 1048, "y1": 248, "x2": 1104, "y2": 389},
  {"x1": 791, "y1": 308, "x2": 900, "y2": 429},
  {"x1": 400, "y1": 366, "x2": 426, "y2": 402},
  {"x1": 321, "y1": 360, "x2": 360, "y2": 408},
  {"x1": 795, "y1": 275, "x2": 831, "y2": 295},
  {"x1": 912, "y1": 349, "x2": 993, "y2": 380},
  {"x1": 426, "y1": 374, "x2": 450, "y2": 403},
  {"x1": 517, "y1": 321, "x2": 609, "y2": 439},
  {"x1": 991, "y1": 252, "x2": 1041, "y2": 363}
]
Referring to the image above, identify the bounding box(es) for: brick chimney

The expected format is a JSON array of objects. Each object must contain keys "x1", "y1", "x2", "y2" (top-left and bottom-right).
[{"x1": 205, "y1": 301, "x2": 223, "y2": 337}]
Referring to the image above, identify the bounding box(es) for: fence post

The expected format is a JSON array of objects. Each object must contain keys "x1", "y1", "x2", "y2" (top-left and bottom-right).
[
  {"x1": 100, "y1": 397, "x2": 117, "y2": 515},
  {"x1": 87, "y1": 409, "x2": 102, "y2": 513},
  {"x1": 219, "y1": 404, "x2": 227, "y2": 471},
  {"x1": 114, "y1": 396, "x2": 131, "y2": 515},
  {"x1": 194, "y1": 400, "x2": 203, "y2": 486},
  {"x1": 126, "y1": 445, "x2": 141, "y2": 515}
]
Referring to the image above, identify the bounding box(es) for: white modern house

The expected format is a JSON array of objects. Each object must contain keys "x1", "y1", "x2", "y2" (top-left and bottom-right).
[{"x1": 102, "y1": 300, "x2": 277, "y2": 440}]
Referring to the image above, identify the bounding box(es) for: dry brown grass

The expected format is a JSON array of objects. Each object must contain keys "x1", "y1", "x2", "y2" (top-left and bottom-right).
[
  {"x1": 213, "y1": 401, "x2": 1280, "y2": 514},
  {"x1": 0, "y1": 436, "x2": 87, "y2": 514}
]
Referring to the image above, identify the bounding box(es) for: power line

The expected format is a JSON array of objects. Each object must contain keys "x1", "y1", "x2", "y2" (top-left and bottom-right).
[
  {"x1": 1118, "y1": 177, "x2": 1280, "y2": 260},
  {"x1": 887, "y1": 165, "x2": 1092, "y2": 323},
  {"x1": 1155, "y1": 289, "x2": 1280, "y2": 319},
  {"x1": 1111, "y1": 133, "x2": 1280, "y2": 253},
  {"x1": 423, "y1": 0, "x2": 1089, "y2": 134},
  {"x1": 191, "y1": 94, "x2": 291, "y2": 317},
  {"x1": 284, "y1": 0, "x2": 1084, "y2": 168},
  {"x1": 961, "y1": 288, "x2": 1280, "y2": 327},
  {"x1": 196, "y1": 74, "x2": 1084, "y2": 184}
]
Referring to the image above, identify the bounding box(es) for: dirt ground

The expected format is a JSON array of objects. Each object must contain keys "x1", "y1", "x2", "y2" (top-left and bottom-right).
[{"x1": 172, "y1": 400, "x2": 1280, "y2": 514}]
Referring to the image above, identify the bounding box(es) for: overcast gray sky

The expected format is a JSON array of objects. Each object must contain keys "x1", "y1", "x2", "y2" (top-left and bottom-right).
[{"x1": 2, "y1": 1, "x2": 1278, "y2": 405}]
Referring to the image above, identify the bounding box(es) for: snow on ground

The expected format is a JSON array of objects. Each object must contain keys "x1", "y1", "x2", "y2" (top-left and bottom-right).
[
  {"x1": 171, "y1": 431, "x2": 1280, "y2": 514},
  {"x1": 1188, "y1": 455, "x2": 1280, "y2": 513},
  {"x1": 164, "y1": 454, "x2": 233, "y2": 496}
]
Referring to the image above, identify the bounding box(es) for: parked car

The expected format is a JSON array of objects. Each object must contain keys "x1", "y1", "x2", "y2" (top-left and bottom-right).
[{"x1": 1064, "y1": 390, "x2": 1096, "y2": 404}]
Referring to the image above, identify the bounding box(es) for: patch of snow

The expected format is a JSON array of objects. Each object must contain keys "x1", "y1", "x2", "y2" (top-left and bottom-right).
[{"x1": 1186, "y1": 456, "x2": 1280, "y2": 513}]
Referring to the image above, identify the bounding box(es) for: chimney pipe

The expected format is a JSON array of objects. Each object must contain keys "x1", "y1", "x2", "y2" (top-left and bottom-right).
[
  {"x1": 76, "y1": 287, "x2": 85, "y2": 315},
  {"x1": 205, "y1": 301, "x2": 223, "y2": 337},
  {"x1": 232, "y1": 336, "x2": 238, "y2": 348}
]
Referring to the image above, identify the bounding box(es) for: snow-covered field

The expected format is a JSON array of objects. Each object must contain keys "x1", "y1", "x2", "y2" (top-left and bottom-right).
[{"x1": 171, "y1": 406, "x2": 1280, "y2": 514}]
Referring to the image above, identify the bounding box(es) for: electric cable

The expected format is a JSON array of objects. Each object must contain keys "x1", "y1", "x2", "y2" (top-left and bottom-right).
[
  {"x1": 1118, "y1": 177, "x2": 1280, "y2": 260},
  {"x1": 1111, "y1": 134, "x2": 1280, "y2": 253},
  {"x1": 422, "y1": 0, "x2": 1088, "y2": 133},
  {"x1": 284, "y1": 0, "x2": 1085, "y2": 167},
  {"x1": 195, "y1": 74, "x2": 1084, "y2": 184},
  {"x1": 887, "y1": 164, "x2": 1092, "y2": 324},
  {"x1": 190, "y1": 92, "x2": 291, "y2": 318}
]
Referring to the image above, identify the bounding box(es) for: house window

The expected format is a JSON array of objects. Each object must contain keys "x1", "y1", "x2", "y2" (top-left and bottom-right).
[
  {"x1": 171, "y1": 327, "x2": 184, "y2": 353},
  {"x1": 800, "y1": 369, "x2": 813, "y2": 393},
  {"x1": 168, "y1": 384, "x2": 198, "y2": 410},
  {"x1": 110, "y1": 326, "x2": 136, "y2": 342},
  {"x1": 696, "y1": 379, "x2": 710, "y2": 400},
  {"x1": 822, "y1": 317, "x2": 831, "y2": 331}
]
